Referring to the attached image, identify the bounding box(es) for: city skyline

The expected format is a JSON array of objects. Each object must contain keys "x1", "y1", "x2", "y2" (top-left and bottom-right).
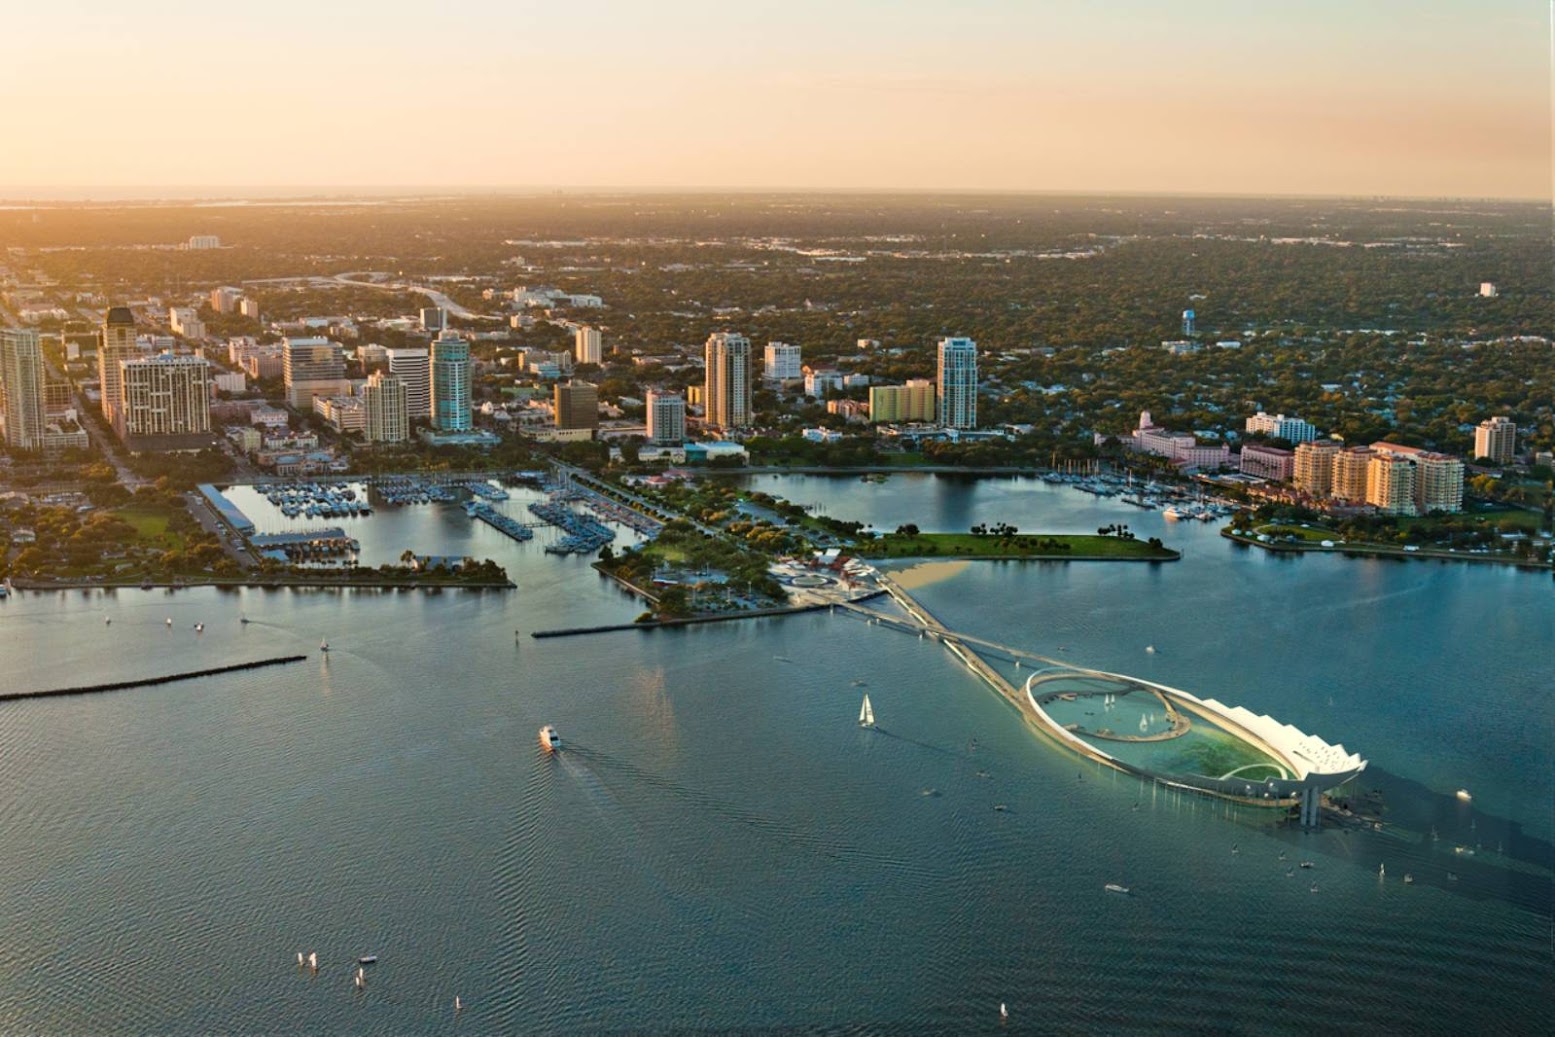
[{"x1": 1, "y1": 1, "x2": 1549, "y2": 201}]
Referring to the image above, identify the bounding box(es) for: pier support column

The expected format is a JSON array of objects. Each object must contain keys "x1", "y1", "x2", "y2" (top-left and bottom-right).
[{"x1": 1300, "y1": 786, "x2": 1321, "y2": 828}]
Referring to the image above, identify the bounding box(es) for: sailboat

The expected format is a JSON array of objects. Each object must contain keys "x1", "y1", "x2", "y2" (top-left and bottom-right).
[
  {"x1": 1000, "y1": 1002, "x2": 1008, "y2": 1021},
  {"x1": 1139, "y1": 713, "x2": 1148, "y2": 733},
  {"x1": 455, "y1": 996, "x2": 464, "y2": 1012},
  {"x1": 859, "y1": 694, "x2": 875, "y2": 728}
]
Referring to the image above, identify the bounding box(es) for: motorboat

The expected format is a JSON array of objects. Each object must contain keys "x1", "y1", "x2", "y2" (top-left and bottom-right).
[
  {"x1": 1455, "y1": 788, "x2": 1472, "y2": 802},
  {"x1": 539, "y1": 725, "x2": 560, "y2": 752},
  {"x1": 358, "y1": 955, "x2": 378, "y2": 965},
  {"x1": 1105, "y1": 883, "x2": 1131, "y2": 895}
]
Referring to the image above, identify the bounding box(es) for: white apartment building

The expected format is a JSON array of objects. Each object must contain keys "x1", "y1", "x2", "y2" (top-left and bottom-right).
[{"x1": 764, "y1": 341, "x2": 802, "y2": 381}]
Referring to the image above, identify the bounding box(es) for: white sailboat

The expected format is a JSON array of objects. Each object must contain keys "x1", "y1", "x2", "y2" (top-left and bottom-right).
[
  {"x1": 859, "y1": 694, "x2": 875, "y2": 728},
  {"x1": 1139, "y1": 713, "x2": 1148, "y2": 733}
]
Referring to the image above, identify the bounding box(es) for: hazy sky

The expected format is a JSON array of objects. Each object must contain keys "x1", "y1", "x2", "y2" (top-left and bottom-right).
[{"x1": 2, "y1": 0, "x2": 1549, "y2": 198}]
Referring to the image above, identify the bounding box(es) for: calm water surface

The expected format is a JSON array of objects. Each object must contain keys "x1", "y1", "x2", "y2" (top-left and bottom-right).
[{"x1": 0, "y1": 474, "x2": 1549, "y2": 1034}]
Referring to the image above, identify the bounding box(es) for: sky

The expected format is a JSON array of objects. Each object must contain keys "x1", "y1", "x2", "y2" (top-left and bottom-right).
[{"x1": 1, "y1": 0, "x2": 1550, "y2": 199}]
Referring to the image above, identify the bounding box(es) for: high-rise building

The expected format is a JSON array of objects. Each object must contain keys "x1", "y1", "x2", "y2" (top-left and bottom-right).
[
  {"x1": 574, "y1": 326, "x2": 603, "y2": 366},
  {"x1": 936, "y1": 337, "x2": 978, "y2": 429},
  {"x1": 386, "y1": 347, "x2": 431, "y2": 419},
  {"x1": 430, "y1": 331, "x2": 472, "y2": 432},
  {"x1": 210, "y1": 287, "x2": 243, "y2": 314},
  {"x1": 99, "y1": 306, "x2": 138, "y2": 433},
  {"x1": 868, "y1": 380, "x2": 936, "y2": 424},
  {"x1": 1365, "y1": 455, "x2": 1417, "y2": 516},
  {"x1": 1474, "y1": 416, "x2": 1516, "y2": 464},
  {"x1": 1246, "y1": 411, "x2": 1319, "y2": 444},
  {"x1": 704, "y1": 332, "x2": 751, "y2": 430},
  {"x1": 646, "y1": 389, "x2": 686, "y2": 445},
  {"x1": 238, "y1": 297, "x2": 263, "y2": 322},
  {"x1": 1371, "y1": 442, "x2": 1464, "y2": 514},
  {"x1": 419, "y1": 307, "x2": 445, "y2": 333},
  {"x1": 283, "y1": 337, "x2": 349, "y2": 408},
  {"x1": 764, "y1": 341, "x2": 802, "y2": 381},
  {"x1": 1293, "y1": 439, "x2": 1342, "y2": 497},
  {"x1": 1, "y1": 327, "x2": 45, "y2": 450},
  {"x1": 120, "y1": 354, "x2": 211, "y2": 438},
  {"x1": 1331, "y1": 447, "x2": 1375, "y2": 503},
  {"x1": 363, "y1": 371, "x2": 409, "y2": 443},
  {"x1": 168, "y1": 307, "x2": 206, "y2": 340},
  {"x1": 554, "y1": 380, "x2": 599, "y2": 431},
  {"x1": 1240, "y1": 443, "x2": 1295, "y2": 481}
]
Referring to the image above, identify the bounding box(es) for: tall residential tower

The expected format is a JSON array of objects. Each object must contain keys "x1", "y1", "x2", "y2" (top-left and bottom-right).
[
  {"x1": 704, "y1": 332, "x2": 751, "y2": 430},
  {"x1": 935, "y1": 336, "x2": 978, "y2": 429}
]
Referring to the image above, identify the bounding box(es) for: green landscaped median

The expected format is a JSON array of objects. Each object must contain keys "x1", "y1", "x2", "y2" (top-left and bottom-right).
[{"x1": 857, "y1": 533, "x2": 1179, "y2": 560}]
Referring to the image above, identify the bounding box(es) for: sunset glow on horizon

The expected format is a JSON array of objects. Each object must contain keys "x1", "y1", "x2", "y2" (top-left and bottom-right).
[{"x1": 2, "y1": 0, "x2": 1549, "y2": 200}]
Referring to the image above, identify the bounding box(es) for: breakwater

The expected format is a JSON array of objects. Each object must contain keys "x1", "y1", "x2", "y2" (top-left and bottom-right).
[
  {"x1": 531, "y1": 605, "x2": 829, "y2": 638},
  {"x1": 0, "y1": 655, "x2": 308, "y2": 703}
]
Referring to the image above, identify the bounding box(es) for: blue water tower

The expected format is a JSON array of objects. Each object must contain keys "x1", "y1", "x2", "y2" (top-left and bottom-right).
[{"x1": 1182, "y1": 309, "x2": 1196, "y2": 336}]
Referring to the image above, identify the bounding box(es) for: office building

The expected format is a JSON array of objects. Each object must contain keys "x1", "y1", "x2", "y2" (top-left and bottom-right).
[
  {"x1": 169, "y1": 307, "x2": 206, "y2": 339},
  {"x1": 1474, "y1": 416, "x2": 1516, "y2": 464},
  {"x1": 936, "y1": 336, "x2": 978, "y2": 429},
  {"x1": 419, "y1": 307, "x2": 445, "y2": 333},
  {"x1": 1293, "y1": 439, "x2": 1342, "y2": 497},
  {"x1": 99, "y1": 306, "x2": 138, "y2": 433},
  {"x1": 386, "y1": 347, "x2": 431, "y2": 419},
  {"x1": 704, "y1": 331, "x2": 751, "y2": 430},
  {"x1": 574, "y1": 326, "x2": 603, "y2": 365},
  {"x1": 1371, "y1": 442, "x2": 1464, "y2": 514},
  {"x1": 1240, "y1": 443, "x2": 1295, "y2": 481},
  {"x1": 1331, "y1": 447, "x2": 1374, "y2": 503},
  {"x1": 210, "y1": 287, "x2": 243, "y2": 314},
  {"x1": 868, "y1": 380, "x2": 936, "y2": 424},
  {"x1": 363, "y1": 371, "x2": 409, "y2": 442},
  {"x1": 283, "y1": 337, "x2": 349, "y2": 408},
  {"x1": 1246, "y1": 411, "x2": 1319, "y2": 444},
  {"x1": 764, "y1": 341, "x2": 802, "y2": 381},
  {"x1": 646, "y1": 389, "x2": 686, "y2": 445},
  {"x1": 430, "y1": 331, "x2": 472, "y2": 432},
  {"x1": 554, "y1": 380, "x2": 599, "y2": 431},
  {"x1": 187, "y1": 235, "x2": 221, "y2": 250},
  {"x1": 1365, "y1": 455, "x2": 1417, "y2": 516},
  {"x1": 804, "y1": 368, "x2": 843, "y2": 397},
  {"x1": 1, "y1": 327, "x2": 45, "y2": 450},
  {"x1": 120, "y1": 354, "x2": 211, "y2": 439}
]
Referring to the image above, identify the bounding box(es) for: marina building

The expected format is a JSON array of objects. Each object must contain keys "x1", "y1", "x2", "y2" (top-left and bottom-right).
[
  {"x1": 868, "y1": 380, "x2": 936, "y2": 424},
  {"x1": 283, "y1": 337, "x2": 349, "y2": 409},
  {"x1": 574, "y1": 326, "x2": 603, "y2": 365},
  {"x1": 1239, "y1": 443, "x2": 1295, "y2": 481},
  {"x1": 646, "y1": 389, "x2": 686, "y2": 445},
  {"x1": 430, "y1": 331, "x2": 472, "y2": 432},
  {"x1": 1293, "y1": 439, "x2": 1342, "y2": 497},
  {"x1": 1474, "y1": 416, "x2": 1516, "y2": 464},
  {"x1": 936, "y1": 336, "x2": 978, "y2": 429},
  {"x1": 764, "y1": 341, "x2": 802, "y2": 381},
  {"x1": 386, "y1": 347, "x2": 431, "y2": 419},
  {"x1": 554, "y1": 380, "x2": 599, "y2": 431},
  {"x1": 704, "y1": 331, "x2": 752, "y2": 430},
  {"x1": 1, "y1": 327, "x2": 45, "y2": 450},
  {"x1": 363, "y1": 371, "x2": 409, "y2": 443}
]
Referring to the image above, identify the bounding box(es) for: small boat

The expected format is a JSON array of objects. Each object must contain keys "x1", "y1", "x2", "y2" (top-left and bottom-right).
[
  {"x1": 1310, "y1": 883, "x2": 1319, "y2": 893},
  {"x1": 308, "y1": 951, "x2": 318, "y2": 970},
  {"x1": 1299, "y1": 861, "x2": 1315, "y2": 869},
  {"x1": 539, "y1": 725, "x2": 560, "y2": 752},
  {"x1": 1379, "y1": 862, "x2": 1385, "y2": 877},
  {"x1": 1105, "y1": 883, "x2": 1131, "y2": 895},
  {"x1": 296, "y1": 952, "x2": 304, "y2": 966},
  {"x1": 104, "y1": 616, "x2": 111, "y2": 625},
  {"x1": 194, "y1": 623, "x2": 204, "y2": 633},
  {"x1": 165, "y1": 617, "x2": 173, "y2": 627},
  {"x1": 1144, "y1": 645, "x2": 1156, "y2": 654},
  {"x1": 859, "y1": 694, "x2": 874, "y2": 728},
  {"x1": 358, "y1": 955, "x2": 378, "y2": 965},
  {"x1": 1404, "y1": 874, "x2": 1414, "y2": 885},
  {"x1": 1455, "y1": 789, "x2": 1472, "y2": 802},
  {"x1": 455, "y1": 996, "x2": 464, "y2": 1012},
  {"x1": 354, "y1": 969, "x2": 365, "y2": 990},
  {"x1": 1000, "y1": 1002, "x2": 1008, "y2": 1021},
  {"x1": 993, "y1": 804, "x2": 1008, "y2": 812},
  {"x1": 240, "y1": 616, "x2": 250, "y2": 625},
  {"x1": 320, "y1": 639, "x2": 329, "y2": 652}
]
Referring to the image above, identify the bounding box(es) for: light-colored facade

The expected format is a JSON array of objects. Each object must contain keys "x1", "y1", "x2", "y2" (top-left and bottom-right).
[
  {"x1": 1474, "y1": 416, "x2": 1516, "y2": 464},
  {"x1": 1, "y1": 327, "x2": 45, "y2": 450},
  {"x1": 804, "y1": 368, "x2": 843, "y2": 397},
  {"x1": 554, "y1": 381, "x2": 599, "y2": 431},
  {"x1": 168, "y1": 307, "x2": 206, "y2": 340},
  {"x1": 1105, "y1": 410, "x2": 1230, "y2": 470},
  {"x1": 99, "y1": 306, "x2": 138, "y2": 433},
  {"x1": 1365, "y1": 455, "x2": 1417, "y2": 516},
  {"x1": 868, "y1": 380, "x2": 935, "y2": 423},
  {"x1": 430, "y1": 332, "x2": 472, "y2": 432},
  {"x1": 936, "y1": 336, "x2": 978, "y2": 429},
  {"x1": 314, "y1": 395, "x2": 366, "y2": 434},
  {"x1": 386, "y1": 348, "x2": 431, "y2": 419},
  {"x1": 646, "y1": 389, "x2": 686, "y2": 445},
  {"x1": 1239, "y1": 443, "x2": 1295, "y2": 481},
  {"x1": 764, "y1": 341, "x2": 802, "y2": 381},
  {"x1": 1293, "y1": 439, "x2": 1341, "y2": 497},
  {"x1": 574, "y1": 326, "x2": 603, "y2": 366},
  {"x1": 363, "y1": 371, "x2": 409, "y2": 442},
  {"x1": 1245, "y1": 411, "x2": 1319, "y2": 444},
  {"x1": 187, "y1": 235, "x2": 220, "y2": 250},
  {"x1": 283, "y1": 337, "x2": 349, "y2": 409},
  {"x1": 1330, "y1": 447, "x2": 1374, "y2": 503},
  {"x1": 1371, "y1": 442, "x2": 1464, "y2": 514},
  {"x1": 210, "y1": 287, "x2": 243, "y2": 314},
  {"x1": 704, "y1": 331, "x2": 752, "y2": 430},
  {"x1": 120, "y1": 354, "x2": 211, "y2": 437}
]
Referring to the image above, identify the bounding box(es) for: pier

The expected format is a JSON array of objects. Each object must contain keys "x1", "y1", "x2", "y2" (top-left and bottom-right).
[{"x1": 0, "y1": 655, "x2": 309, "y2": 703}]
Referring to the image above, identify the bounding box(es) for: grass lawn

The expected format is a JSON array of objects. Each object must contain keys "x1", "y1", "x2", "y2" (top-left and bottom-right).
[
  {"x1": 858, "y1": 533, "x2": 1177, "y2": 559},
  {"x1": 113, "y1": 506, "x2": 185, "y2": 549},
  {"x1": 1254, "y1": 523, "x2": 1336, "y2": 543}
]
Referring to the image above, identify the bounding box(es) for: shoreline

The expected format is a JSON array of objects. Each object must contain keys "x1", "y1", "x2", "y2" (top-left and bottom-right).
[{"x1": 1219, "y1": 529, "x2": 1552, "y2": 571}]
